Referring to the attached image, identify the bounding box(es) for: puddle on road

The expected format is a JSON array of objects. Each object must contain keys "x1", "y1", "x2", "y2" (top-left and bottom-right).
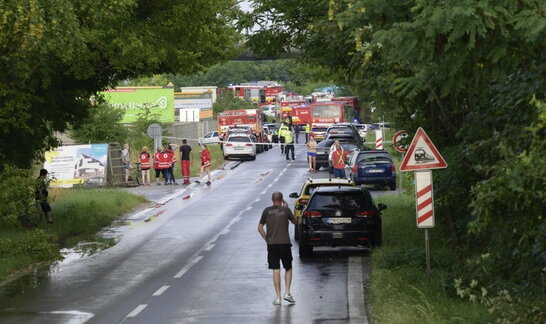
[{"x1": 0, "y1": 238, "x2": 116, "y2": 300}]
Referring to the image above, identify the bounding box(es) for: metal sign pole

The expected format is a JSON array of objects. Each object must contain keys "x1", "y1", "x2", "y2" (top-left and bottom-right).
[{"x1": 425, "y1": 228, "x2": 431, "y2": 276}]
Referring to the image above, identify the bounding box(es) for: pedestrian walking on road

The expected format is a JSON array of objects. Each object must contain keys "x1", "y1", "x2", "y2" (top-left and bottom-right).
[
  {"x1": 179, "y1": 139, "x2": 192, "y2": 185},
  {"x1": 195, "y1": 144, "x2": 212, "y2": 185},
  {"x1": 139, "y1": 146, "x2": 151, "y2": 186},
  {"x1": 306, "y1": 135, "x2": 317, "y2": 172},
  {"x1": 331, "y1": 140, "x2": 347, "y2": 178},
  {"x1": 278, "y1": 123, "x2": 289, "y2": 154},
  {"x1": 258, "y1": 192, "x2": 297, "y2": 305},
  {"x1": 294, "y1": 124, "x2": 300, "y2": 144}
]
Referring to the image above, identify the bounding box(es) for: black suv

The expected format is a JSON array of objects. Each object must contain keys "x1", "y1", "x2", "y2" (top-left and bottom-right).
[{"x1": 297, "y1": 186, "x2": 386, "y2": 256}]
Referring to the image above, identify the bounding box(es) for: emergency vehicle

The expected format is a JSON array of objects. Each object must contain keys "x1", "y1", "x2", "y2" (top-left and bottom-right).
[
  {"x1": 217, "y1": 109, "x2": 268, "y2": 152},
  {"x1": 228, "y1": 84, "x2": 284, "y2": 104}
]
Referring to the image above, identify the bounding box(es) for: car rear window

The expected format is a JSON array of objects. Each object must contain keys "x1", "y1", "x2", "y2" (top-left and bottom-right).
[
  {"x1": 304, "y1": 183, "x2": 352, "y2": 195},
  {"x1": 341, "y1": 144, "x2": 358, "y2": 151},
  {"x1": 308, "y1": 191, "x2": 375, "y2": 210},
  {"x1": 357, "y1": 153, "x2": 392, "y2": 164},
  {"x1": 228, "y1": 136, "x2": 250, "y2": 142},
  {"x1": 311, "y1": 127, "x2": 327, "y2": 132},
  {"x1": 316, "y1": 140, "x2": 335, "y2": 148}
]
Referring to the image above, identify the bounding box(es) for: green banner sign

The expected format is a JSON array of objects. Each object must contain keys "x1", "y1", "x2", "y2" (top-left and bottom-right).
[{"x1": 101, "y1": 87, "x2": 174, "y2": 123}]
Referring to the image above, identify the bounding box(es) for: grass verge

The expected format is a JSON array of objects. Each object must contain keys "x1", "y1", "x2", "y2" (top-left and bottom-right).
[
  {"x1": 0, "y1": 188, "x2": 147, "y2": 281},
  {"x1": 371, "y1": 193, "x2": 493, "y2": 323}
]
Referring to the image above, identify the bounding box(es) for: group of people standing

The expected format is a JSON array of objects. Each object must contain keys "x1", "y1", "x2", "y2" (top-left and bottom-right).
[{"x1": 135, "y1": 140, "x2": 212, "y2": 186}]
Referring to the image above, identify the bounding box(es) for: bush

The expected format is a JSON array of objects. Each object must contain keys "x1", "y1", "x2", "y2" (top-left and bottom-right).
[{"x1": 0, "y1": 167, "x2": 35, "y2": 228}]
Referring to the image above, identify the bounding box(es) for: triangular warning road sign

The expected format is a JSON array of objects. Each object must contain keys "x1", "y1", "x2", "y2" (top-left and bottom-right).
[{"x1": 400, "y1": 127, "x2": 448, "y2": 171}]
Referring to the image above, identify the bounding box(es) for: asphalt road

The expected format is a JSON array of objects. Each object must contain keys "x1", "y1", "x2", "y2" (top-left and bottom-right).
[{"x1": 0, "y1": 145, "x2": 390, "y2": 324}]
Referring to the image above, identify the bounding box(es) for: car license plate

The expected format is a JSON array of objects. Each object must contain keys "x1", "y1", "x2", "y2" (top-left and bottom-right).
[
  {"x1": 234, "y1": 146, "x2": 244, "y2": 150},
  {"x1": 326, "y1": 217, "x2": 352, "y2": 224},
  {"x1": 367, "y1": 169, "x2": 383, "y2": 173},
  {"x1": 332, "y1": 232, "x2": 343, "y2": 239}
]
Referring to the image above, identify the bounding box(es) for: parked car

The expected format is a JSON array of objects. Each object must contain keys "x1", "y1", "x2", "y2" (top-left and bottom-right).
[
  {"x1": 223, "y1": 134, "x2": 257, "y2": 161},
  {"x1": 345, "y1": 150, "x2": 396, "y2": 190},
  {"x1": 288, "y1": 178, "x2": 355, "y2": 240},
  {"x1": 297, "y1": 186, "x2": 387, "y2": 256},
  {"x1": 325, "y1": 123, "x2": 361, "y2": 140},
  {"x1": 199, "y1": 131, "x2": 219, "y2": 145},
  {"x1": 308, "y1": 126, "x2": 329, "y2": 142},
  {"x1": 260, "y1": 105, "x2": 277, "y2": 117},
  {"x1": 355, "y1": 124, "x2": 367, "y2": 139},
  {"x1": 315, "y1": 138, "x2": 365, "y2": 170}
]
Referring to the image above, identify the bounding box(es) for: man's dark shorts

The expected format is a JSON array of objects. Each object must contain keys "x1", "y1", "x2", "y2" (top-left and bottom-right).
[
  {"x1": 267, "y1": 244, "x2": 293, "y2": 270},
  {"x1": 40, "y1": 202, "x2": 51, "y2": 213}
]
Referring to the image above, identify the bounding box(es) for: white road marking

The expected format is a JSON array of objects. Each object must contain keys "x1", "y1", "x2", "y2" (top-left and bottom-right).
[
  {"x1": 233, "y1": 216, "x2": 242, "y2": 222},
  {"x1": 255, "y1": 198, "x2": 260, "y2": 202},
  {"x1": 205, "y1": 244, "x2": 215, "y2": 251},
  {"x1": 40, "y1": 310, "x2": 94, "y2": 323},
  {"x1": 126, "y1": 304, "x2": 147, "y2": 318},
  {"x1": 174, "y1": 256, "x2": 203, "y2": 278},
  {"x1": 348, "y1": 257, "x2": 368, "y2": 323},
  {"x1": 152, "y1": 285, "x2": 170, "y2": 296},
  {"x1": 220, "y1": 228, "x2": 230, "y2": 235},
  {"x1": 245, "y1": 206, "x2": 252, "y2": 211},
  {"x1": 260, "y1": 189, "x2": 267, "y2": 195}
]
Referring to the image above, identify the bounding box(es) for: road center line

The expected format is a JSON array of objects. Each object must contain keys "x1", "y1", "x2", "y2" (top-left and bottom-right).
[
  {"x1": 220, "y1": 228, "x2": 230, "y2": 235},
  {"x1": 126, "y1": 304, "x2": 147, "y2": 318},
  {"x1": 152, "y1": 285, "x2": 170, "y2": 296},
  {"x1": 174, "y1": 256, "x2": 203, "y2": 279},
  {"x1": 245, "y1": 206, "x2": 252, "y2": 211},
  {"x1": 255, "y1": 198, "x2": 260, "y2": 202},
  {"x1": 205, "y1": 244, "x2": 215, "y2": 251}
]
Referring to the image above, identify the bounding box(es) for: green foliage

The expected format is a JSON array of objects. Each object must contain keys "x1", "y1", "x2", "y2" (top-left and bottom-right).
[
  {"x1": 212, "y1": 92, "x2": 258, "y2": 117},
  {"x1": 70, "y1": 102, "x2": 129, "y2": 144},
  {"x1": 247, "y1": 0, "x2": 546, "y2": 318},
  {"x1": 128, "y1": 106, "x2": 163, "y2": 156},
  {"x1": 0, "y1": 229, "x2": 58, "y2": 260},
  {"x1": 0, "y1": 0, "x2": 241, "y2": 168},
  {"x1": 127, "y1": 60, "x2": 334, "y2": 95},
  {"x1": 0, "y1": 167, "x2": 35, "y2": 228}
]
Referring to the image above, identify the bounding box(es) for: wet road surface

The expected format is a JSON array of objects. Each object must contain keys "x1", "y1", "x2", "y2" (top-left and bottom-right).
[{"x1": 0, "y1": 145, "x2": 393, "y2": 323}]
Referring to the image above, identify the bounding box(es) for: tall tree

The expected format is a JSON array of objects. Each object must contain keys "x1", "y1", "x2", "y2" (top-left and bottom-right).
[{"x1": 0, "y1": 0, "x2": 241, "y2": 168}]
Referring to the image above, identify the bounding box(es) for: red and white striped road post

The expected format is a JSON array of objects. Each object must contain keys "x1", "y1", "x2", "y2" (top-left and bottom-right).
[
  {"x1": 415, "y1": 171, "x2": 434, "y2": 275},
  {"x1": 375, "y1": 129, "x2": 383, "y2": 149}
]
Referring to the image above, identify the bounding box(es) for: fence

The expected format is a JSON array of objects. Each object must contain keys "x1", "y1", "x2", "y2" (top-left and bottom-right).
[{"x1": 164, "y1": 119, "x2": 217, "y2": 146}]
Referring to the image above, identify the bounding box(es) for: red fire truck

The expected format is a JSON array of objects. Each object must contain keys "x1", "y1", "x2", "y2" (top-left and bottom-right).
[
  {"x1": 310, "y1": 102, "x2": 354, "y2": 128},
  {"x1": 331, "y1": 96, "x2": 359, "y2": 121},
  {"x1": 217, "y1": 109, "x2": 269, "y2": 152},
  {"x1": 228, "y1": 84, "x2": 284, "y2": 104},
  {"x1": 280, "y1": 100, "x2": 306, "y2": 120},
  {"x1": 290, "y1": 105, "x2": 312, "y2": 126}
]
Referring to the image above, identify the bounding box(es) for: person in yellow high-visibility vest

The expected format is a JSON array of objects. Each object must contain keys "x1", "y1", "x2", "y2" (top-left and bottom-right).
[
  {"x1": 304, "y1": 123, "x2": 310, "y2": 143},
  {"x1": 278, "y1": 123, "x2": 289, "y2": 154},
  {"x1": 284, "y1": 127, "x2": 295, "y2": 160}
]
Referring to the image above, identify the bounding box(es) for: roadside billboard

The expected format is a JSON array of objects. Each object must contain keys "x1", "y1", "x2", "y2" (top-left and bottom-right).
[
  {"x1": 102, "y1": 87, "x2": 174, "y2": 123},
  {"x1": 43, "y1": 144, "x2": 109, "y2": 188}
]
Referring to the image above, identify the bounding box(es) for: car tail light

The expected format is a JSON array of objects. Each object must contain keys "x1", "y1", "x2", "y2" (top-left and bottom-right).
[
  {"x1": 391, "y1": 163, "x2": 396, "y2": 172},
  {"x1": 226, "y1": 143, "x2": 233, "y2": 147},
  {"x1": 352, "y1": 164, "x2": 358, "y2": 173},
  {"x1": 298, "y1": 198, "x2": 308, "y2": 204},
  {"x1": 355, "y1": 211, "x2": 377, "y2": 218},
  {"x1": 303, "y1": 210, "x2": 322, "y2": 218},
  {"x1": 245, "y1": 143, "x2": 253, "y2": 147}
]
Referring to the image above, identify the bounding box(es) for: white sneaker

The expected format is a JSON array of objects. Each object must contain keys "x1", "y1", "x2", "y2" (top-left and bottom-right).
[
  {"x1": 283, "y1": 294, "x2": 295, "y2": 304},
  {"x1": 272, "y1": 297, "x2": 281, "y2": 305}
]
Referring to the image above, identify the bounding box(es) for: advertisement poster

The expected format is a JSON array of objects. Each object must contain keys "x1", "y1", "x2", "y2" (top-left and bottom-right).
[
  {"x1": 43, "y1": 144, "x2": 109, "y2": 188},
  {"x1": 101, "y1": 87, "x2": 175, "y2": 123}
]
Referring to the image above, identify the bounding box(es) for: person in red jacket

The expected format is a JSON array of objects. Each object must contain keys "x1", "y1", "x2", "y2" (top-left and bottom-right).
[
  {"x1": 139, "y1": 146, "x2": 151, "y2": 186},
  {"x1": 153, "y1": 148, "x2": 163, "y2": 185},
  {"x1": 195, "y1": 144, "x2": 212, "y2": 185},
  {"x1": 165, "y1": 144, "x2": 179, "y2": 185}
]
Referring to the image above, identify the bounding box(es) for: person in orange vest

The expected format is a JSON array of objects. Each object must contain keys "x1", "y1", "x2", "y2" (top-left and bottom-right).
[
  {"x1": 195, "y1": 144, "x2": 212, "y2": 185},
  {"x1": 330, "y1": 140, "x2": 347, "y2": 179},
  {"x1": 158, "y1": 147, "x2": 173, "y2": 185},
  {"x1": 165, "y1": 144, "x2": 179, "y2": 185},
  {"x1": 153, "y1": 148, "x2": 163, "y2": 185},
  {"x1": 139, "y1": 146, "x2": 151, "y2": 186}
]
